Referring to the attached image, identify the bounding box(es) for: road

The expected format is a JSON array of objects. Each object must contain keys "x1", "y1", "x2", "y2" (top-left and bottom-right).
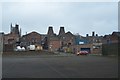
[{"x1": 2, "y1": 53, "x2": 118, "y2": 78}]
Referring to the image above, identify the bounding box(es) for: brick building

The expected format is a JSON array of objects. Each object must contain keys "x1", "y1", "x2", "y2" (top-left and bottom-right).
[
  {"x1": 47, "y1": 26, "x2": 61, "y2": 51},
  {"x1": 59, "y1": 27, "x2": 75, "y2": 44},
  {"x1": 85, "y1": 32, "x2": 103, "y2": 44},
  {"x1": 3, "y1": 23, "x2": 21, "y2": 51},
  {"x1": 46, "y1": 26, "x2": 75, "y2": 52},
  {"x1": 58, "y1": 27, "x2": 75, "y2": 52},
  {"x1": 102, "y1": 32, "x2": 120, "y2": 56},
  {"x1": 3, "y1": 23, "x2": 21, "y2": 45},
  {"x1": 48, "y1": 36, "x2": 61, "y2": 51},
  {"x1": 20, "y1": 31, "x2": 42, "y2": 49},
  {"x1": 21, "y1": 31, "x2": 42, "y2": 46},
  {"x1": 70, "y1": 32, "x2": 103, "y2": 54},
  {"x1": 102, "y1": 32, "x2": 120, "y2": 44},
  {"x1": 2, "y1": 23, "x2": 119, "y2": 53}
]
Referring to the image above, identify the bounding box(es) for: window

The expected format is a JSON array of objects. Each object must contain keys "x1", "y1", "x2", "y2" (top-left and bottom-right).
[{"x1": 79, "y1": 41, "x2": 84, "y2": 44}]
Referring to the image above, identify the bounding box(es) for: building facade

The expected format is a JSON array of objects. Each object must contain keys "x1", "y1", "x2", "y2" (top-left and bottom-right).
[
  {"x1": 71, "y1": 31, "x2": 103, "y2": 54},
  {"x1": 3, "y1": 24, "x2": 21, "y2": 45},
  {"x1": 3, "y1": 24, "x2": 21, "y2": 51},
  {"x1": 47, "y1": 26, "x2": 61, "y2": 51},
  {"x1": 2, "y1": 23, "x2": 119, "y2": 54},
  {"x1": 102, "y1": 32, "x2": 120, "y2": 44},
  {"x1": 20, "y1": 31, "x2": 44, "y2": 50}
]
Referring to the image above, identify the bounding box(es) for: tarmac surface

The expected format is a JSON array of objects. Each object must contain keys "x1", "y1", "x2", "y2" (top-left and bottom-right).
[{"x1": 2, "y1": 52, "x2": 118, "y2": 78}]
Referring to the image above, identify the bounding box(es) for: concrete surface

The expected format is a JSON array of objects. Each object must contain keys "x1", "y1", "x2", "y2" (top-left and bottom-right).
[{"x1": 2, "y1": 53, "x2": 118, "y2": 78}]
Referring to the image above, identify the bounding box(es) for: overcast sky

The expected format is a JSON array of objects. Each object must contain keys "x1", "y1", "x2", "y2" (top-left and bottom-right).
[{"x1": 1, "y1": 2, "x2": 118, "y2": 36}]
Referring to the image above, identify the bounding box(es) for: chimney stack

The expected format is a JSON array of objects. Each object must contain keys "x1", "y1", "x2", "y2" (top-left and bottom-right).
[
  {"x1": 15, "y1": 24, "x2": 19, "y2": 29},
  {"x1": 92, "y1": 31, "x2": 95, "y2": 36},
  {"x1": 47, "y1": 26, "x2": 54, "y2": 36},
  {"x1": 96, "y1": 34, "x2": 98, "y2": 36},
  {"x1": 10, "y1": 23, "x2": 13, "y2": 33},
  {"x1": 86, "y1": 34, "x2": 89, "y2": 37},
  {"x1": 59, "y1": 27, "x2": 65, "y2": 36}
]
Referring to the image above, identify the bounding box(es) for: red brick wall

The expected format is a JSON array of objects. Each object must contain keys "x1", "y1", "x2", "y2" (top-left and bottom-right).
[
  {"x1": 22, "y1": 32, "x2": 42, "y2": 45},
  {"x1": 71, "y1": 44, "x2": 102, "y2": 54},
  {"x1": 49, "y1": 40, "x2": 61, "y2": 51},
  {"x1": 4, "y1": 33, "x2": 19, "y2": 44},
  {"x1": 3, "y1": 44, "x2": 14, "y2": 52}
]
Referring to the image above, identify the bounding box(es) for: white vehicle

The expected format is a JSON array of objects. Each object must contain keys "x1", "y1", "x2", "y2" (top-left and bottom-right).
[
  {"x1": 14, "y1": 46, "x2": 26, "y2": 51},
  {"x1": 14, "y1": 46, "x2": 22, "y2": 51},
  {"x1": 21, "y1": 47, "x2": 25, "y2": 51},
  {"x1": 29, "y1": 45, "x2": 35, "y2": 51}
]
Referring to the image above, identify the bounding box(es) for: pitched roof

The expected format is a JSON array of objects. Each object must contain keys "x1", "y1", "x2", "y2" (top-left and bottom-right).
[
  {"x1": 22, "y1": 31, "x2": 41, "y2": 37},
  {"x1": 112, "y1": 32, "x2": 120, "y2": 37}
]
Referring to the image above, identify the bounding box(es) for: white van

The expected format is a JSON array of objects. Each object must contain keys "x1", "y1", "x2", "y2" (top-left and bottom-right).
[{"x1": 29, "y1": 45, "x2": 35, "y2": 51}]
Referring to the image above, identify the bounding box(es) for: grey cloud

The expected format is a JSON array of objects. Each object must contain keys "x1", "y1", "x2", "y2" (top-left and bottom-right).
[{"x1": 2, "y1": 2, "x2": 118, "y2": 36}]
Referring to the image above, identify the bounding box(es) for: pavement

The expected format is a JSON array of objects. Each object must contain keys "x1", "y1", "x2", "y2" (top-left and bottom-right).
[{"x1": 2, "y1": 52, "x2": 118, "y2": 78}]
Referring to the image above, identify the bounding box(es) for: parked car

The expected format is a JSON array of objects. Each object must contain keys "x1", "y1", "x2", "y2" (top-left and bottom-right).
[
  {"x1": 14, "y1": 46, "x2": 26, "y2": 51},
  {"x1": 28, "y1": 45, "x2": 35, "y2": 51},
  {"x1": 77, "y1": 51, "x2": 88, "y2": 55}
]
